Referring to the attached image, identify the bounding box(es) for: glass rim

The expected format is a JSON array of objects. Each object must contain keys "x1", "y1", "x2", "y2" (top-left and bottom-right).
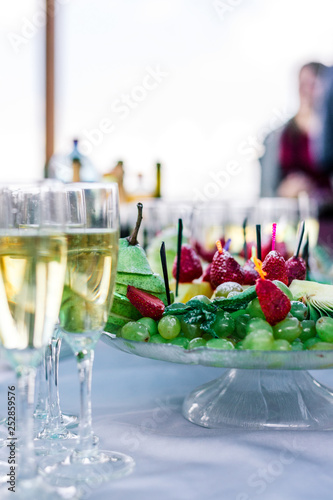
[{"x1": 63, "y1": 182, "x2": 118, "y2": 190}]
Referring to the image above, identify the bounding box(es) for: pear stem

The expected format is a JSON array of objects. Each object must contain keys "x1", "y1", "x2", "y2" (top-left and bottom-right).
[{"x1": 127, "y1": 203, "x2": 143, "y2": 246}]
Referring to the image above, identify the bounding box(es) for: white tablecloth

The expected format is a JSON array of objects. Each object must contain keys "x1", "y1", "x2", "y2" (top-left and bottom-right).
[{"x1": 1, "y1": 342, "x2": 333, "y2": 500}]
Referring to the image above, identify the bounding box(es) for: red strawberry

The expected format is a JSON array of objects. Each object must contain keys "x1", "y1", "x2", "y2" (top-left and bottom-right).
[
  {"x1": 172, "y1": 244, "x2": 203, "y2": 282},
  {"x1": 286, "y1": 256, "x2": 306, "y2": 285},
  {"x1": 256, "y1": 278, "x2": 291, "y2": 325},
  {"x1": 127, "y1": 286, "x2": 165, "y2": 320},
  {"x1": 242, "y1": 259, "x2": 259, "y2": 285},
  {"x1": 202, "y1": 263, "x2": 212, "y2": 283},
  {"x1": 210, "y1": 250, "x2": 245, "y2": 289},
  {"x1": 262, "y1": 250, "x2": 288, "y2": 285}
]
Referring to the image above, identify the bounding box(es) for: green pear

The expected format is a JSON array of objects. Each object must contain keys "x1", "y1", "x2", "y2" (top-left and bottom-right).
[
  {"x1": 107, "y1": 202, "x2": 171, "y2": 330},
  {"x1": 117, "y1": 203, "x2": 153, "y2": 275}
]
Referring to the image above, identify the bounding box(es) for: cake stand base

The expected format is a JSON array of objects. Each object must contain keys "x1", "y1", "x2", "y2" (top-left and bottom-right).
[{"x1": 182, "y1": 369, "x2": 333, "y2": 430}]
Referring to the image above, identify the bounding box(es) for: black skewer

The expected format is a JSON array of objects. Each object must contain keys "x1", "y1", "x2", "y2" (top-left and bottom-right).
[
  {"x1": 160, "y1": 242, "x2": 171, "y2": 306},
  {"x1": 175, "y1": 218, "x2": 183, "y2": 298},
  {"x1": 294, "y1": 220, "x2": 305, "y2": 258},
  {"x1": 243, "y1": 218, "x2": 248, "y2": 262},
  {"x1": 256, "y1": 224, "x2": 261, "y2": 261}
]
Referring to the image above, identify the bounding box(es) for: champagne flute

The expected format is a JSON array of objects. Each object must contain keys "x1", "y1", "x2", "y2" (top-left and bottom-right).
[
  {"x1": 0, "y1": 181, "x2": 77, "y2": 499},
  {"x1": 41, "y1": 183, "x2": 134, "y2": 488}
]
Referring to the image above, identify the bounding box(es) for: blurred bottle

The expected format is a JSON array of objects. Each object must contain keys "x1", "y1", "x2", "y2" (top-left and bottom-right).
[
  {"x1": 103, "y1": 160, "x2": 127, "y2": 204},
  {"x1": 126, "y1": 172, "x2": 152, "y2": 202},
  {"x1": 155, "y1": 162, "x2": 161, "y2": 198},
  {"x1": 46, "y1": 139, "x2": 100, "y2": 182},
  {"x1": 71, "y1": 139, "x2": 82, "y2": 182}
]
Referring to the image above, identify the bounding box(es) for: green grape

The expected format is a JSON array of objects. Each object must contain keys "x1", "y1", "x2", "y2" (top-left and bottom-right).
[
  {"x1": 309, "y1": 342, "x2": 333, "y2": 350},
  {"x1": 290, "y1": 301, "x2": 308, "y2": 321},
  {"x1": 246, "y1": 298, "x2": 265, "y2": 319},
  {"x1": 206, "y1": 338, "x2": 235, "y2": 350},
  {"x1": 149, "y1": 334, "x2": 168, "y2": 344},
  {"x1": 304, "y1": 337, "x2": 321, "y2": 349},
  {"x1": 272, "y1": 339, "x2": 291, "y2": 351},
  {"x1": 215, "y1": 282, "x2": 243, "y2": 298},
  {"x1": 137, "y1": 317, "x2": 158, "y2": 336},
  {"x1": 246, "y1": 318, "x2": 273, "y2": 335},
  {"x1": 291, "y1": 339, "x2": 304, "y2": 351},
  {"x1": 121, "y1": 322, "x2": 150, "y2": 342},
  {"x1": 273, "y1": 317, "x2": 302, "y2": 342},
  {"x1": 158, "y1": 315, "x2": 182, "y2": 339},
  {"x1": 316, "y1": 317, "x2": 333, "y2": 343},
  {"x1": 170, "y1": 337, "x2": 189, "y2": 348},
  {"x1": 230, "y1": 309, "x2": 248, "y2": 319},
  {"x1": 243, "y1": 330, "x2": 274, "y2": 350},
  {"x1": 299, "y1": 320, "x2": 316, "y2": 342},
  {"x1": 235, "y1": 314, "x2": 251, "y2": 339},
  {"x1": 296, "y1": 321, "x2": 313, "y2": 344},
  {"x1": 188, "y1": 337, "x2": 207, "y2": 349},
  {"x1": 212, "y1": 311, "x2": 235, "y2": 338},
  {"x1": 180, "y1": 318, "x2": 202, "y2": 340},
  {"x1": 227, "y1": 291, "x2": 241, "y2": 298},
  {"x1": 235, "y1": 341, "x2": 244, "y2": 350},
  {"x1": 202, "y1": 333, "x2": 214, "y2": 341}
]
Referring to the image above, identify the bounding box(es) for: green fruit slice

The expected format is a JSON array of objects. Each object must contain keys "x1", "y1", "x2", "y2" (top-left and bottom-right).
[
  {"x1": 116, "y1": 272, "x2": 166, "y2": 293},
  {"x1": 111, "y1": 293, "x2": 142, "y2": 320},
  {"x1": 117, "y1": 238, "x2": 153, "y2": 275},
  {"x1": 289, "y1": 280, "x2": 333, "y2": 317},
  {"x1": 272, "y1": 280, "x2": 293, "y2": 300}
]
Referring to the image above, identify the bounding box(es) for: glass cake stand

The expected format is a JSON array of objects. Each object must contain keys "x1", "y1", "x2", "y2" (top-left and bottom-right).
[{"x1": 102, "y1": 333, "x2": 333, "y2": 430}]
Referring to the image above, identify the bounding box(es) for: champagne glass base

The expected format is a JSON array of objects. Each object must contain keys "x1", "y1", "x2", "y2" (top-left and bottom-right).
[
  {"x1": 182, "y1": 369, "x2": 333, "y2": 430},
  {"x1": 40, "y1": 450, "x2": 135, "y2": 489},
  {"x1": 0, "y1": 417, "x2": 8, "y2": 446},
  {"x1": 34, "y1": 432, "x2": 99, "y2": 456},
  {"x1": 0, "y1": 475, "x2": 78, "y2": 499},
  {"x1": 61, "y1": 413, "x2": 79, "y2": 429}
]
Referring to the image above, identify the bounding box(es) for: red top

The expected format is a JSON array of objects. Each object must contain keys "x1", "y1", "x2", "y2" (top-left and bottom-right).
[{"x1": 279, "y1": 119, "x2": 330, "y2": 189}]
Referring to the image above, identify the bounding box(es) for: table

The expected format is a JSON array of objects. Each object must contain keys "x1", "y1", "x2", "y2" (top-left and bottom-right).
[{"x1": 1, "y1": 342, "x2": 333, "y2": 500}]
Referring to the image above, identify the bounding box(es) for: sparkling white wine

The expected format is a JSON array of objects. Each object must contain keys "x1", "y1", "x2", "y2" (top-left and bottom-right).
[
  {"x1": 0, "y1": 233, "x2": 67, "y2": 349},
  {"x1": 59, "y1": 230, "x2": 118, "y2": 335}
]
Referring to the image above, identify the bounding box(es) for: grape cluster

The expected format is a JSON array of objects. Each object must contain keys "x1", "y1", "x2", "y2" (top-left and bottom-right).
[{"x1": 118, "y1": 293, "x2": 333, "y2": 352}]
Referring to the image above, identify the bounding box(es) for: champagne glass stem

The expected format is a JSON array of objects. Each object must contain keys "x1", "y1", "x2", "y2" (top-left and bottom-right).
[
  {"x1": 76, "y1": 349, "x2": 95, "y2": 455},
  {"x1": 34, "y1": 353, "x2": 48, "y2": 420},
  {"x1": 47, "y1": 337, "x2": 63, "y2": 431},
  {"x1": 17, "y1": 366, "x2": 37, "y2": 480}
]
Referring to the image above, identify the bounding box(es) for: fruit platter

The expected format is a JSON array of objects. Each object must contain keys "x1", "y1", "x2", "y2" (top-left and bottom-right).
[{"x1": 102, "y1": 205, "x2": 333, "y2": 430}]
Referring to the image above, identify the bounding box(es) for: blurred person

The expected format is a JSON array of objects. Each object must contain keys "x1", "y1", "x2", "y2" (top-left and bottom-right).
[
  {"x1": 260, "y1": 62, "x2": 331, "y2": 205},
  {"x1": 318, "y1": 66, "x2": 333, "y2": 171}
]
